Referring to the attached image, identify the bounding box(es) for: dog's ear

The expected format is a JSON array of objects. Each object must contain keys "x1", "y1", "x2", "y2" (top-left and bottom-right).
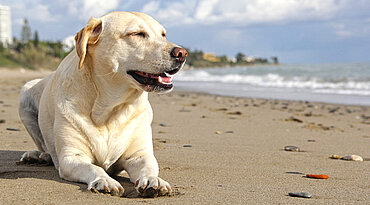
[{"x1": 75, "y1": 17, "x2": 103, "y2": 69}]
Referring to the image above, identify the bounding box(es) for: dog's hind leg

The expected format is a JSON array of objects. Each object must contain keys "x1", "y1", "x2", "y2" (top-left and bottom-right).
[
  {"x1": 18, "y1": 79, "x2": 52, "y2": 165},
  {"x1": 18, "y1": 150, "x2": 53, "y2": 165}
]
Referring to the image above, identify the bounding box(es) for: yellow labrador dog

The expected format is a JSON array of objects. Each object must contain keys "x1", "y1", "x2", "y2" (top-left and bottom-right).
[{"x1": 18, "y1": 11, "x2": 187, "y2": 197}]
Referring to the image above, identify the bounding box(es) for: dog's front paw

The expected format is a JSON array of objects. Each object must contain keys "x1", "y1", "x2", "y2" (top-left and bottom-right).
[
  {"x1": 88, "y1": 176, "x2": 124, "y2": 196},
  {"x1": 135, "y1": 176, "x2": 172, "y2": 198}
]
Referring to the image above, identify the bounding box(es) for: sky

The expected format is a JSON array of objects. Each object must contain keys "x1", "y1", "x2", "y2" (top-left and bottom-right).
[{"x1": 1, "y1": 0, "x2": 370, "y2": 64}]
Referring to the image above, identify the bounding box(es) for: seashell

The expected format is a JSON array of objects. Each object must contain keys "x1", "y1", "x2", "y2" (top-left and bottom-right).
[
  {"x1": 284, "y1": 146, "x2": 300, "y2": 152},
  {"x1": 342, "y1": 155, "x2": 363, "y2": 161}
]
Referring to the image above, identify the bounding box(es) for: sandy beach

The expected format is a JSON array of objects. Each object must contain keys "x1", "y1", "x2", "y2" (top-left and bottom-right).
[{"x1": 0, "y1": 68, "x2": 369, "y2": 204}]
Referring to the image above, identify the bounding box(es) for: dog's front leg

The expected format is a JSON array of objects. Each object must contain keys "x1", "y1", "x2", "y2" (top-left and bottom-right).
[
  {"x1": 53, "y1": 120, "x2": 124, "y2": 196},
  {"x1": 124, "y1": 152, "x2": 172, "y2": 197},
  {"x1": 58, "y1": 154, "x2": 124, "y2": 196}
]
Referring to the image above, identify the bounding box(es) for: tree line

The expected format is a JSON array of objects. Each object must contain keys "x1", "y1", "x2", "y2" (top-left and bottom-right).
[
  {"x1": 185, "y1": 49, "x2": 278, "y2": 68},
  {"x1": 0, "y1": 19, "x2": 70, "y2": 70}
]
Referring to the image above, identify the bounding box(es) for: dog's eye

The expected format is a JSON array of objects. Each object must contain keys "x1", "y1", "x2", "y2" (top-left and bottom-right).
[
  {"x1": 126, "y1": 32, "x2": 147, "y2": 38},
  {"x1": 162, "y1": 32, "x2": 167, "y2": 38},
  {"x1": 133, "y1": 32, "x2": 147, "y2": 38}
]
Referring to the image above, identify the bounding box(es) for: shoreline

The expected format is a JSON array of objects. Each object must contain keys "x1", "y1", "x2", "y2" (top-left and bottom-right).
[
  {"x1": 0, "y1": 68, "x2": 369, "y2": 204},
  {"x1": 184, "y1": 62, "x2": 280, "y2": 70},
  {"x1": 174, "y1": 82, "x2": 370, "y2": 107},
  {"x1": 174, "y1": 88, "x2": 370, "y2": 108},
  {"x1": 174, "y1": 62, "x2": 370, "y2": 107}
]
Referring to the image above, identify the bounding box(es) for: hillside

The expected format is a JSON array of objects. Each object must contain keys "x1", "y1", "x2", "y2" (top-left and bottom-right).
[{"x1": 0, "y1": 40, "x2": 69, "y2": 70}]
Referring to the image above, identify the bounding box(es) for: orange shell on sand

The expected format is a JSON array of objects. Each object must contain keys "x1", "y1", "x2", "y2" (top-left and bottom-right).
[{"x1": 306, "y1": 174, "x2": 329, "y2": 179}]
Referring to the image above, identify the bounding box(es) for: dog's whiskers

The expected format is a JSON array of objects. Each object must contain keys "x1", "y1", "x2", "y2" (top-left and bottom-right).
[
  {"x1": 96, "y1": 71, "x2": 115, "y2": 77},
  {"x1": 111, "y1": 72, "x2": 118, "y2": 79}
]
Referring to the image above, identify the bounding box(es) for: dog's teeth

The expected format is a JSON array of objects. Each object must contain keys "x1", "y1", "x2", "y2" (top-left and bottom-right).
[
  {"x1": 158, "y1": 76, "x2": 163, "y2": 83},
  {"x1": 164, "y1": 72, "x2": 173, "y2": 77}
]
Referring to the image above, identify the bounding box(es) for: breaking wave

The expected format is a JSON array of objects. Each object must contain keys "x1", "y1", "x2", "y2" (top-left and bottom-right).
[{"x1": 175, "y1": 63, "x2": 370, "y2": 96}]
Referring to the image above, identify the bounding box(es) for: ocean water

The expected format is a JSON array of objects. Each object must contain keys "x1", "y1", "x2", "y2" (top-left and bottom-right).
[{"x1": 173, "y1": 62, "x2": 370, "y2": 106}]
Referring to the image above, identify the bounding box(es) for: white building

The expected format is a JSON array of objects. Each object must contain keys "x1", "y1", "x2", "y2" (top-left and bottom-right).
[{"x1": 0, "y1": 5, "x2": 12, "y2": 46}]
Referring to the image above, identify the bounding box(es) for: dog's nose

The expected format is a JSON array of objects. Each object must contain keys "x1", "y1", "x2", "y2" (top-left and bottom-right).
[{"x1": 171, "y1": 47, "x2": 188, "y2": 63}]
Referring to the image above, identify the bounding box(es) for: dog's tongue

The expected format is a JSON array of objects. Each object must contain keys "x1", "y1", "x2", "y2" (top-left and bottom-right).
[{"x1": 158, "y1": 76, "x2": 172, "y2": 84}]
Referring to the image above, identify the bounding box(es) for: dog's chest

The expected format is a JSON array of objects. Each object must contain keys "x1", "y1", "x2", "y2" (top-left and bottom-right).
[
  {"x1": 92, "y1": 108, "x2": 152, "y2": 170},
  {"x1": 91, "y1": 126, "x2": 131, "y2": 170}
]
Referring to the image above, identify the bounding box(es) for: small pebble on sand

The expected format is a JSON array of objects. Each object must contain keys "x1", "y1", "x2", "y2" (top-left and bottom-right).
[
  {"x1": 6, "y1": 128, "x2": 20, "y2": 131},
  {"x1": 215, "y1": 131, "x2": 221, "y2": 134},
  {"x1": 183, "y1": 145, "x2": 192, "y2": 147},
  {"x1": 227, "y1": 111, "x2": 242, "y2": 115},
  {"x1": 0, "y1": 119, "x2": 5, "y2": 123},
  {"x1": 288, "y1": 192, "x2": 312, "y2": 198},
  {"x1": 286, "y1": 116, "x2": 303, "y2": 123},
  {"x1": 159, "y1": 123, "x2": 167, "y2": 127},
  {"x1": 342, "y1": 155, "x2": 363, "y2": 162},
  {"x1": 179, "y1": 108, "x2": 191, "y2": 112},
  {"x1": 307, "y1": 139, "x2": 316, "y2": 142},
  {"x1": 284, "y1": 146, "x2": 300, "y2": 152},
  {"x1": 329, "y1": 107, "x2": 340, "y2": 113},
  {"x1": 330, "y1": 155, "x2": 343, "y2": 159}
]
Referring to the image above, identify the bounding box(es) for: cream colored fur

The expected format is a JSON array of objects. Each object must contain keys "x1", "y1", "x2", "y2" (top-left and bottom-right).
[{"x1": 18, "y1": 11, "x2": 184, "y2": 197}]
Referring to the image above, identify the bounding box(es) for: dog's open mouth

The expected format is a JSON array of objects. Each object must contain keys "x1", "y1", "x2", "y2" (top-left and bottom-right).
[{"x1": 127, "y1": 68, "x2": 180, "y2": 92}]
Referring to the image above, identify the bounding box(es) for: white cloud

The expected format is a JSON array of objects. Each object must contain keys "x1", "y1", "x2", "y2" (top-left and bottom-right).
[
  {"x1": 141, "y1": 1, "x2": 160, "y2": 14},
  {"x1": 31, "y1": 4, "x2": 57, "y2": 22},
  {"x1": 143, "y1": 1, "x2": 198, "y2": 25},
  {"x1": 332, "y1": 22, "x2": 370, "y2": 39},
  {"x1": 141, "y1": 0, "x2": 348, "y2": 27},
  {"x1": 332, "y1": 24, "x2": 351, "y2": 38},
  {"x1": 335, "y1": 30, "x2": 352, "y2": 38},
  {"x1": 194, "y1": 0, "x2": 219, "y2": 20},
  {"x1": 62, "y1": 35, "x2": 75, "y2": 51},
  {"x1": 8, "y1": 1, "x2": 57, "y2": 24},
  {"x1": 64, "y1": 0, "x2": 120, "y2": 20}
]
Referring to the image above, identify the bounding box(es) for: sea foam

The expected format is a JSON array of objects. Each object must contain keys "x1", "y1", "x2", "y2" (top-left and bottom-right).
[{"x1": 175, "y1": 63, "x2": 370, "y2": 96}]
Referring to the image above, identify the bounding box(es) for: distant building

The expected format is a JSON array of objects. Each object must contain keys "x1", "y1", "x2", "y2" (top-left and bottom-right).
[
  {"x1": 203, "y1": 53, "x2": 221, "y2": 62},
  {"x1": 230, "y1": 57, "x2": 237, "y2": 63},
  {"x1": 244, "y1": 56, "x2": 255, "y2": 63},
  {"x1": 0, "y1": 5, "x2": 12, "y2": 46}
]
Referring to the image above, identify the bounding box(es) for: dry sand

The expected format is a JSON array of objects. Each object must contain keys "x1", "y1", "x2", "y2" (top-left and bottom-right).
[{"x1": 0, "y1": 68, "x2": 369, "y2": 204}]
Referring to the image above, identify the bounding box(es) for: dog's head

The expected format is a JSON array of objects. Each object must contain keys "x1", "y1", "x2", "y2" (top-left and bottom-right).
[{"x1": 75, "y1": 11, "x2": 187, "y2": 93}]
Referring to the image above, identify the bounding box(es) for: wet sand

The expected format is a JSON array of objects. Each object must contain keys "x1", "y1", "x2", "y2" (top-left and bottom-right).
[{"x1": 0, "y1": 68, "x2": 369, "y2": 204}]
